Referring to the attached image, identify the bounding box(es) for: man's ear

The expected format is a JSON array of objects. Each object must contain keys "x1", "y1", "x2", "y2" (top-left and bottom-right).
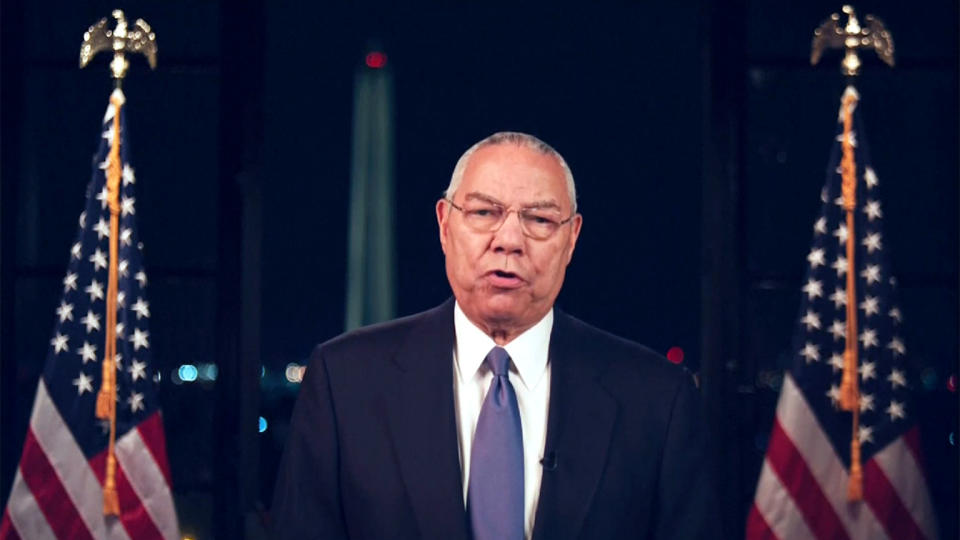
[
  {"x1": 564, "y1": 213, "x2": 583, "y2": 265},
  {"x1": 436, "y1": 198, "x2": 449, "y2": 254}
]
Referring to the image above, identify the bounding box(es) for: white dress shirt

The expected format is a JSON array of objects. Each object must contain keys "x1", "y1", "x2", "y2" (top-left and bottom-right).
[{"x1": 452, "y1": 302, "x2": 552, "y2": 540}]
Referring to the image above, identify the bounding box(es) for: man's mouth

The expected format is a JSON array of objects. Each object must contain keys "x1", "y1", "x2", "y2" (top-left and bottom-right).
[{"x1": 485, "y1": 270, "x2": 525, "y2": 289}]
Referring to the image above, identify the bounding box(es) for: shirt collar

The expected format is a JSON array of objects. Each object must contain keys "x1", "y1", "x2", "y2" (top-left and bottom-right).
[{"x1": 453, "y1": 301, "x2": 552, "y2": 390}]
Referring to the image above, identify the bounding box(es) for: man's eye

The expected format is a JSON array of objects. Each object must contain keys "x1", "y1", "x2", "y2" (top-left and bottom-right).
[
  {"x1": 468, "y1": 208, "x2": 500, "y2": 218},
  {"x1": 523, "y1": 213, "x2": 559, "y2": 225}
]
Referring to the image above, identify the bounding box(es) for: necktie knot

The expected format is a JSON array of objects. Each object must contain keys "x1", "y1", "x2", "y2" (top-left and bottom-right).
[{"x1": 485, "y1": 346, "x2": 511, "y2": 377}]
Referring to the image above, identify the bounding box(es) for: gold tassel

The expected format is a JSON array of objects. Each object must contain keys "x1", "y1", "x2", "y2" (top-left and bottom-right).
[
  {"x1": 95, "y1": 90, "x2": 125, "y2": 516},
  {"x1": 837, "y1": 87, "x2": 863, "y2": 501},
  {"x1": 838, "y1": 88, "x2": 859, "y2": 412},
  {"x1": 103, "y1": 451, "x2": 120, "y2": 514}
]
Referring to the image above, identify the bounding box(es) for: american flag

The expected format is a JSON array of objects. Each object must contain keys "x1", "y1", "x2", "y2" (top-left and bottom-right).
[
  {"x1": 746, "y1": 86, "x2": 939, "y2": 539},
  {"x1": 0, "y1": 89, "x2": 179, "y2": 540}
]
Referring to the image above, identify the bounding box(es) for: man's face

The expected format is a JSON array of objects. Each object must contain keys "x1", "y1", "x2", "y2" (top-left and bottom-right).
[{"x1": 437, "y1": 143, "x2": 582, "y2": 337}]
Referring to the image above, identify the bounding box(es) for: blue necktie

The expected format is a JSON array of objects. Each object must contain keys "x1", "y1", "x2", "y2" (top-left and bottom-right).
[{"x1": 468, "y1": 346, "x2": 524, "y2": 540}]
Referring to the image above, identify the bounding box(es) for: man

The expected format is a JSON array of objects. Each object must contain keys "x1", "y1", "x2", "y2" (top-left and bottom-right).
[{"x1": 272, "y1": 132, "x2": 719, "y2": 539}]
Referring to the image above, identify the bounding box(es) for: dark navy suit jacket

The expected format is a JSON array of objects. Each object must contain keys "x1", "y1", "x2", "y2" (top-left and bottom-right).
[{"x1": 272, "y1": 299, "x2": 720, "y2": 539}]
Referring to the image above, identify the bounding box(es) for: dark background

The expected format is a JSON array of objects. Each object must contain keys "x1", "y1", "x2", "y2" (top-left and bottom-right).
[{"x1": 1, "y1": 2, "x2": 957, "y2": 538}]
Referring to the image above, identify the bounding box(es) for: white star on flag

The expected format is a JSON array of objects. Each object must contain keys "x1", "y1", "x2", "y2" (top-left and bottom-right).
[
  {"x1": 85, "y1": 279, "x2": 105, "y2": 302},
  {"x1": 121, "y1": 197, "x2": 135, "y2": 216},
  {"x1": 859, "y1": 328, "x2": 878, "y2": 349},
  {"x1": 832, "y1": 255, "x2": 847, "y2": 277},
  {"x1": 135, "y1": 271, "x2": 148, "y2": 287},
  {"x1": 102, "y1": 124, "x2": 116, "y2": 144},
  {"x1": 827, "y1": 384, "x2": 841, "y2": 406},
  {"x1": 829, "y1": 319, "x2": 845, "y2": 340},
  {"x1": 71, "y1": 242, "x2": 82, "y2": 259},
  {"x1": 96, "y1": 185, "x2": 109, "y2": 210},
  {"x1": 860, "y1": 264, "x2": 881, "y2": 285},
  {"x1": 80, "y1": 310, "x2": 101, "y2": 334},
  {"x1": 63, "y1": 272, "x2": 78, "y2": 292},
  {"x1": 859, "y1": 392, "x2": 875, "y2": 412},
  {"x1": 122, "y1": 164, "x2": 136, "y2": 186},
  {"x1": 801, "y1": 310, "x2": 821, "y2": 331},
  {"x1": 129, "y1": 359, "x2": 147, "y2": 382},
  {"x1": 862, "y1": 232, "x2": 882, "y2": 253},
  {"x1": 802, "y1": 279, "x2": 823, "y2": 300},
  {"x1": 864, "y1": 166, "x2": 878, "y2": 188},
  {"x1": 833, "y1": 223, "x2": 848, "y2": 244},
  {"x1": 127, "y1": 391, "x2": 145, "y2": 413},
  {"x1": 118, "y1": 259, "x2": 129, "y2": 277},
  {"x1": 121, "y1": 228, "x2": 132, "y2": 246},
  {"x1": 50, "y1": 333, "x2": 69, "y2": 354},
  {"x1": 117, "y1": 291, "x2": 126, "y2": 308},
  {"x1": 888, "y1": 337, "x2": 906, "y2": 357},
  {"x1": 90, "y1": 248, "x2": 108, "y2": 271},
  {"x1": 820, "y1": 187, "x2": 829, "y2": 203},
  {"x1": 56, "y1": 301, "x2": 74, "y2": 322},
  {"x1": 857, "y1": 424, "x2": 874, "y2": 444},
  {"x1": 131, "y1": 328, "x2": 150, "y2": 351},
  {"x1": 807, "y1": 248, "x2": 826, "y2": 269},
  {"x1": 835, "y1": 130, "x2": 858, "y2": 147},
  {"x1": 132, "y1": 298, "x2": 150, "y2": 319},
  {"x1": 116, "y1": 322, "x2": 125, "y2": 339},
  {"x1": 829, "y1": 287, "x2": 846, "y2": 309},
  {"x1": 859, "y1": 361, "x2": 877, "y2": 381},
  {"x1": 859, "y1": 295, "x2": 879, "y2": 317},
  {"x1": 888, "y1": 368, "x2": 907, "y2": 389},
  {"x1": 829, "y1": 353, "x2": 844, "y2": 372},
  {"x1": 889, "y1": 307, "x2": 902, "y2": 323},
  {"x1": 834, "y1": 195, "x2": 845, "y2": 208},
  {"x1": 814, "y1": 217, "x2": 827, "y2": 234},
  {"x1": 886, "y1": 400, "x2": 906, "y2": 421},
  {"x1": 94, "y1": 218, "x2": 110, "y2": 240},
  {"x1": 863, "y1": 200, "x2": 882, "y2": 221},
  {"x1": 78, "y1": 211, "x2": 86, "y2": 228},
  {"x1": 800, "y1": 342, "x2": 820, "y2": 363},
  {"x1": 72, "y1": 372, "x2": 94, "y2": 395},
  {"x1": 77, "y1": 341, "x2": 97, "y2": 364}
]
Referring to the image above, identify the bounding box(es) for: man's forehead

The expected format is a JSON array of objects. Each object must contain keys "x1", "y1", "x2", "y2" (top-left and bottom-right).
[{"x1": 460, "y1": 144, "x2": 569, "y2": 202}]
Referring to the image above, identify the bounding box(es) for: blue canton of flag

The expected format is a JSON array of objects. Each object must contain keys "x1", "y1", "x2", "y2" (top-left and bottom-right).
[
  {"x1": 748, "y1": 86, "x2": 938, "y2": 539},
  {"x1": 1, "y1": 89, "x2": 179, "y2": 540}
]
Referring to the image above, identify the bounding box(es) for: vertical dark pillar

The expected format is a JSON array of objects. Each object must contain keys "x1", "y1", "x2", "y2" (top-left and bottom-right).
[
  {"x1": 700, "y1": 0, "x2": 746, "y2": 537},
  {"x1": 215, "y1": 2, "x2": 265, "y2": 537},
  {"x1": 0, "y1": 0, "x2": 25, "y2": 506}
]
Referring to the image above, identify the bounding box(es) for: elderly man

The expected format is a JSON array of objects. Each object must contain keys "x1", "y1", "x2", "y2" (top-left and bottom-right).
[{"x1": 272, "y1": 132, "x2": 719, "y2": 539}]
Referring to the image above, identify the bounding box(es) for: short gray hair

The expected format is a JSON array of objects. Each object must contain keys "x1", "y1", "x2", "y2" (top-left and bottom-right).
[{"x1": 445, "y1": 131, "x2": 578, "y2": 213}]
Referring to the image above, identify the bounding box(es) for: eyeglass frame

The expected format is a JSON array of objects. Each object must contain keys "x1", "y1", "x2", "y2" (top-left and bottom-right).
[{"x1": 442, "y1": 196, "x2": 578, "y2": 240}]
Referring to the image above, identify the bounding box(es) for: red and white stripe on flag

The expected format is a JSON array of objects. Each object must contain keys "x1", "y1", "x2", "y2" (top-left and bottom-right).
[
  {"x1": 747, "y1": 375, "x2": 938, "y2": 540},
  {"x1": 0, "y1": 381, "x2": 178, "y2": 540}
]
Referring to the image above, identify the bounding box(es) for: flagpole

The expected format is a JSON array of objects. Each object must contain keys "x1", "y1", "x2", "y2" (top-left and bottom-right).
[
  {"x1": 810, "y1": 3, "x2": 895, "y2": 502},
  {"x1": 79, "y1": 8, "x2": 157, "y2": 517}
]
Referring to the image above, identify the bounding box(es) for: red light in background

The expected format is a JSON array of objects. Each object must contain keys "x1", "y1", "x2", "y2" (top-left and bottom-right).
[
  {"x1": 365, "y1": 52, "x2": 387, "y2": 69},
  {"x1": 666, "y1": 346, "x2": 684, "y2": 365},
  {"x1": 948, "y1": 374, "x2": 957, "y2": 393}
]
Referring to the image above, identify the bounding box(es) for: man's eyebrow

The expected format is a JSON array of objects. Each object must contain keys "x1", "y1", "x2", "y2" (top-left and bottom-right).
[
  {"x1": 464, "y1": 192, "x2": 505, "y2": 206},
  {"x1": 522, "y1": 201, "x2": 562, "y2": 211},
  {"x1": 463, "y1": 192, "x2": 562, "y2": 211}
]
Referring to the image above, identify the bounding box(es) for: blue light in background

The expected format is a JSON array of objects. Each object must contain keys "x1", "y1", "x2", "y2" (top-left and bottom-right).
[
  {"x1": 259, "y1": 416, "x2": 268, "y2": 433},
  {"x1": 178, "y1": 364, "x2": 198, "y2": 382}
]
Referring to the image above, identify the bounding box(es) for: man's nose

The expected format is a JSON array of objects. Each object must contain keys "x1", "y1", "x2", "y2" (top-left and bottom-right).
[{"x1": 492, "y1": 211, "x2": 525, "y2": 254}]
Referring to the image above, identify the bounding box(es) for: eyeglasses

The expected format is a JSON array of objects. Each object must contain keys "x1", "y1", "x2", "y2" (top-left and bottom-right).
[{"x1": 444, "y1": 198, "x2": 576, "y2": 240}]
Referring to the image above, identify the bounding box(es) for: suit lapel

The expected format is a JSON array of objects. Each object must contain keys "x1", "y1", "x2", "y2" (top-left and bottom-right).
[
  {"x1": 385, "y1": 299, "x2": 470, "y2": 540},
  {"x1": 532, "y1": 311, "x2": 617, "y2": 540}
]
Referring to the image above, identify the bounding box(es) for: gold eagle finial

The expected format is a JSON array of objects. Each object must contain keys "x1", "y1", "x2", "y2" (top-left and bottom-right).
[
  {"x1": 80, "y1": 10, "x2": 157, "y2": 80},
  {"x1": 811, "y1": 5, "x2": 894, "y2": 76}
]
